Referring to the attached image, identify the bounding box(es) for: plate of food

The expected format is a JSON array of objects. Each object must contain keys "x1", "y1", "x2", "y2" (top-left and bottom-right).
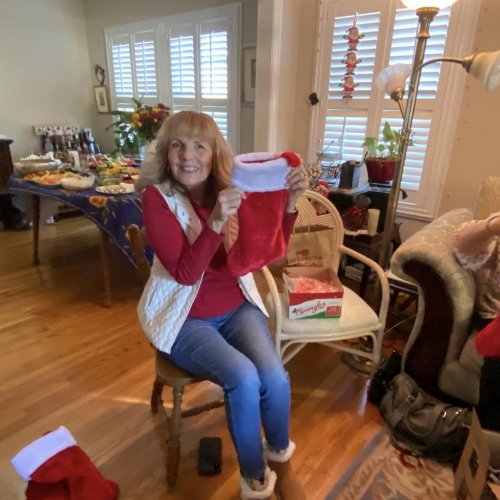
[
  {"x1": 95, "y1": 185, "x2": 128, "y2": 195},
  {"x1": 23, "y1": 170, "x2": 78, "y2": 187}
]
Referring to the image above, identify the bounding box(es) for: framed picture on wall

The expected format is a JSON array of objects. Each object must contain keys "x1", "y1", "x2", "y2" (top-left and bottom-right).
[
  {"x1": 94, "y1": 85, "x2": 110, "y2": 114},
  {"x1": 242, "y1": 46, "x2": 256, "y2": 105}
]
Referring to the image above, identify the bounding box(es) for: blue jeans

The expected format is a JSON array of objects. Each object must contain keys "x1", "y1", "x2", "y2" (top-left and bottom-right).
[{"x1": 162, "y1": 301, "x2": 291, "y2": 479}]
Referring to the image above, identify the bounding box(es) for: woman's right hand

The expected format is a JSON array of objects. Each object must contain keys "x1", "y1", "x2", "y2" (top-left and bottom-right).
[{"x1": 207, "y1": 186, "x2": 245, "y2": 233}]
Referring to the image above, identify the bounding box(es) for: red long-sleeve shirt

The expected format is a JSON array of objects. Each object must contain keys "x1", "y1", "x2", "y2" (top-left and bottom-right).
[{"x1": 142, "y1": 185, "x2": 297, "y2": 318}]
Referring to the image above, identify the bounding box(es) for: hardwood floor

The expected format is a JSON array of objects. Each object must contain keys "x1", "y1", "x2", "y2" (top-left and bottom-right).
[{"x1": 0, "y1": 217, "x2": 384, "y2": 499}]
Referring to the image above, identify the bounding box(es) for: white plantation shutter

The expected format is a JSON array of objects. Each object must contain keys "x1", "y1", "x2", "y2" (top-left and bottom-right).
[
  {"x1": 314, "y1": 2, "x2": 453, "y2": 215},
  {"x1": 389, "y1": 9, "x2": 450, "y2": 99},
  {"x1": 170, "y1": 30, "x2": 196, "y2": 99},
  {"x1": 379, "y1": 113, "x2": 432, "y2": 191},
  {"x1": 111, "y1": 35, "x2": 133, "y2": 100},
  {"x1": 134, "y1": 35, "x2": 157, "y2": 98},
  {"x1": 105, "y1": 5, "x2": 238, "y2": 148},
  {"x1": 385, "y1": 8, "x2": 450, "y2": 191},
  {"x1": 167, "y1": 16, "x2": 233, "y2": 141},
  {"x1": 321, "y1": 11, "x2": 382, "y2": 172},
  {"x1": 109, "y1": 29, "x2": 159, "y2": 109},
  {"x1": 202, "y1": 107, "x2": 228, "y2": 138},
  {"x1": 329, "y1": 13, "x2": 381, "y2": 100},
  {"x1": 200, "y1": 30, "x2": 228, "y2": 99},
  {"x1": 322, "y1": 115, "x2": 368, "y2": 163}
]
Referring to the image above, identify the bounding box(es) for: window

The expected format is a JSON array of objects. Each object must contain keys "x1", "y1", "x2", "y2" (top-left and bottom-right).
[
  {"x1": 109, "y1": 29, "x2": 158, "y2": 111},
  {"x1": 105, "y1": 5, "x2": 239, "y2": 148},
  {"x1": 310, "y1": 0, "x2": 479, "y2": 219},
  {"x1": 167, "y1": 18, "x2": 231, "y2": 140}
]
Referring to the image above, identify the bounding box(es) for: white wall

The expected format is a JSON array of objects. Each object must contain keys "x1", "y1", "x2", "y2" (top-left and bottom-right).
[
  {"x1": 0, "y1": 0, "x2": 94, "y2": 160},
  {"x1": 254, "y1": 0, "x2": 304, "y2": 152},
  {"x1": 438, "y1": 0, "x2": 500, "y2": 215}
]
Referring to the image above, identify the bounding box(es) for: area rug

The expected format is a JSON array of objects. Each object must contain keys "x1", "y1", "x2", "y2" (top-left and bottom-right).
[{"x1": 326, "y1": 428, "x2": 456, "y2": 499}]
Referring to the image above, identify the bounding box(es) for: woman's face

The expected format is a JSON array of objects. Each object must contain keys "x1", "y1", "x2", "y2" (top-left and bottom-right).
[{"x1": 167, "y1": 134, "x2": 214, "y2": 195}]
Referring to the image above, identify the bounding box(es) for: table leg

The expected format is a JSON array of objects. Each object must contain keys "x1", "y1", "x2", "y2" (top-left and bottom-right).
[
  {"x1": 99, "y1": 229, "x2": 112, "y2": 307},
  {"x1": 32, "y1": 195, "x2": 40, "y2": 265}
]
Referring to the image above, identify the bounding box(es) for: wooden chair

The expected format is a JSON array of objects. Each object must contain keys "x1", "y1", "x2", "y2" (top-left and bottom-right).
[{"x1": 126, "y1": 224, "x2": 224, "y2": 492}]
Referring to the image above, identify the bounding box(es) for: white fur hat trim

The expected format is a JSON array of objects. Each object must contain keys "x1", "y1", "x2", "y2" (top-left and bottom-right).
[
  {"x1": 240, "y1": 465, "x2": 277, "y2": 499},
  {"x1": 11, "y1": 426, "x2": 77, "y2": 480},
  {"x1": 263, "y1": 439, "x2": 296, "y2": 463},
  {"x1": 231, "y1": 152, "x2": 291, "y2": 192}
]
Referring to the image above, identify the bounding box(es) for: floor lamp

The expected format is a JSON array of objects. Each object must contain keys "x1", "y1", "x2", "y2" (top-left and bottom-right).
[
  {"x1": 377, "y1": 0, "x2": 500, "y2": 271},
  {"x1": 343, "y1": 0, "x2": 500, "y2": 376}
]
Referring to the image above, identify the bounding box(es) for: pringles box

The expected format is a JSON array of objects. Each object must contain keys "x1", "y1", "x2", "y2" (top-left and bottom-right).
[{"x1": 283, "y1": 267, "x2": 343, "y2": 319}]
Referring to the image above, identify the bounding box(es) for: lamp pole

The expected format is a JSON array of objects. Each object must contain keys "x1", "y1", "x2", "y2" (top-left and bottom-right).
[{"x1": 378, "y1": 7, "x2": 439, "y2": 270}]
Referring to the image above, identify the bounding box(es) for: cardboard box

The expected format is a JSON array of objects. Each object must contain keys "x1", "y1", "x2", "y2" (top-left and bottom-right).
[
  {"x1": 454, "y1": 409, "x2": 491, "y2": 500},
  {"x1": 283, "y1": 266, "x2": 343, "y2": 319}
]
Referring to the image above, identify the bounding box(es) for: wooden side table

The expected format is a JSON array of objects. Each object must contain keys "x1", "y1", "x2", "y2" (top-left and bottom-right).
[
  {"x1": 0, "y1": 139, "x2": 28, "y2": 230},
  {"x1": 342, "y1": 233, "x2": 383, "y2": 297},
  {"x1": 0, "y1": 138, "x2": 14, "y2": 194}
]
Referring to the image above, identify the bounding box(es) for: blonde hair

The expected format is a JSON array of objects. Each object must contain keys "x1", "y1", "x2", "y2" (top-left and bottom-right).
[{"x1": 137, "y1": 111, "x2": 233, "y2": 194}]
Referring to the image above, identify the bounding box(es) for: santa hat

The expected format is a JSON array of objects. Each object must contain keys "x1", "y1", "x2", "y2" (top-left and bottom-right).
[
  {"x1": 475, "y1": 314, "x2": 500, "y2": 358},
  {"x1": 227, "y1": 151, "x2": 300, "y2": 276},
  {"x1": 11, "y1": 426, "x2": 119, "y2": 500}
]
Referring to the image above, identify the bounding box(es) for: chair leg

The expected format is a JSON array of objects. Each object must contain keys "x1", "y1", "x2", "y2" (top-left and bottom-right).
[
  {"x1": 166, "y1": 384, "x2": 184, "y2": 492},
  {"x1": 150, "y1": 379, "x2": 164, "y2": 414}
]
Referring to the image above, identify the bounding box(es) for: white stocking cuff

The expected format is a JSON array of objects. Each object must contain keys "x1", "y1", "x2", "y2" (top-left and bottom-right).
[
  {"x1": 231, "y1": 152, "x2": 291, "y2": 192},
  {"x1": 11, "y1": 426, "x2": 77, "y2": 480}
]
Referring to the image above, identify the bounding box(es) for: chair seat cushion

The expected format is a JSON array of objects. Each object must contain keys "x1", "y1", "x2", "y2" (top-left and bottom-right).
[{"x1": 267, "y1": 286, "x2": 381, "y2": 336}]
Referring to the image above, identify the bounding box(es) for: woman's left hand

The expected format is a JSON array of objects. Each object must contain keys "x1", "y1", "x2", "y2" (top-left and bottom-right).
[{"x1": 285, "y1": 162, "x2": 309, "y2": 213}]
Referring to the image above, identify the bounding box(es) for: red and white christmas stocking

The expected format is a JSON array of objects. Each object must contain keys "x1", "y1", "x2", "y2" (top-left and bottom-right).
[
  {"x1": 11, "y1": 426, "x2": 119, "y2": 500},
  {"x1": 227, "y1": 151, "x2": 300, "y2": 276}
]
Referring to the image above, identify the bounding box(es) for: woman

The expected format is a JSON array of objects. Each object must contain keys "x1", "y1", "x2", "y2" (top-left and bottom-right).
[
  {"x1": 454, "y1": 211, "x2": 500, "y2": 431},
  {"x1": 137, "y1": 111, "x2": 309, "y2": 499}
]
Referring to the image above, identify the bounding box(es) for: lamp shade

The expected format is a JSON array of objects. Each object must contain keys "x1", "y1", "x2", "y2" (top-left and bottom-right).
[
  {"x1": 376, "y1": 64, "x2": 412, "y2": 95},
  {"x1": 468, "y1": 50, "x2": 500, "y2": 91},
  {"x1": 401, "y1": 0, "x2": 457, "y2": 8}
]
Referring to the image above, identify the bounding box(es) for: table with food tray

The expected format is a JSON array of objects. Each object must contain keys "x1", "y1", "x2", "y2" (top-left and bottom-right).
[{"x1": 9, "y1": 173, "x2": 148, "y2": 307}]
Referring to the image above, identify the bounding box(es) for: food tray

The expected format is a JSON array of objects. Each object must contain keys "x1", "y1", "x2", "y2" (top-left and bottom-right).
[{"x1": 14, "y1": 160, "x2": 62, "y2": 175}]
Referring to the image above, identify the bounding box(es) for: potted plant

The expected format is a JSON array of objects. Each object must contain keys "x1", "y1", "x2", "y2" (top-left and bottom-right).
[
  {"x1": 107, "y1": 97, "x2": 171, "y2": 156},
  {"x1": 362, "y1": 122, "x2": 412, "y2": 183}
]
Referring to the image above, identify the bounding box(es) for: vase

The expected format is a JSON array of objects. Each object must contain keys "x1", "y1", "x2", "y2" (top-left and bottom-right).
[{"x1": 139, "y1": 144, "x2": 147, "y2": 160}]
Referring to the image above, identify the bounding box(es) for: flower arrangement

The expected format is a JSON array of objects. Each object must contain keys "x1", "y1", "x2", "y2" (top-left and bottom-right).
[{"x1": 109, "y1": 97, "x2": 171, "y2": 154}]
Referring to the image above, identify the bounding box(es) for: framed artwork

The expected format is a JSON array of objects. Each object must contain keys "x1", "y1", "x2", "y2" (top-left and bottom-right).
[
  {"x1": 242, "y1": 46, "x2": 256, "y2": 104},
  {"x1": 94, "y1": 85, "x2": 110, "y2": 114}
]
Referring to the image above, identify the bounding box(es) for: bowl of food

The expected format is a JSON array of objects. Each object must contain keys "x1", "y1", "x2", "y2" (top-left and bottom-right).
[{"x1": 60, "y1": 173, "x2": 95, "y2": 191}]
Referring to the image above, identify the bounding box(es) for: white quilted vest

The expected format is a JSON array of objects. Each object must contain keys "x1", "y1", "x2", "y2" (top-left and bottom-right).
[{"x1": 137, "y1": 184, "x2": 268, "y2": 354}]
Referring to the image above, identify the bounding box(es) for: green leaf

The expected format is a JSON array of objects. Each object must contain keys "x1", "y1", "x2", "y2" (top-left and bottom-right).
[{"x1": 382, "y1": 121, "x2": 395, "y2": 142}]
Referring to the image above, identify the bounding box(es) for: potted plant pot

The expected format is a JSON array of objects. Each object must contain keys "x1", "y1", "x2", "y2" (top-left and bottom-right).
[
  {"x1": 365, "y1": 158, "x2": 396, "y2": 183},
  {"x1": 362, "y1": 122, "x2": 412, "y2": 184}
]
